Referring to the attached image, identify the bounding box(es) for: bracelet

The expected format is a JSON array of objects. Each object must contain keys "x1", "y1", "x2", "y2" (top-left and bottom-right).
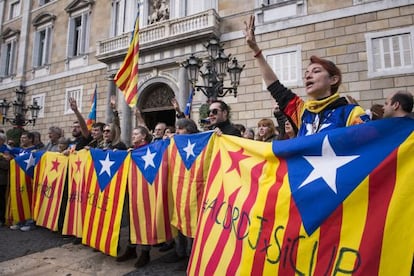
[{"x1": 254, "y1": 49, "x2": 262, "y2": 58}]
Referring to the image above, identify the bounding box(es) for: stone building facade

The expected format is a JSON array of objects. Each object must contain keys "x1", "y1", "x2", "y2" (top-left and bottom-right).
[{"x1": 0, "y1": 0, "x2": 413, "y2": 144}]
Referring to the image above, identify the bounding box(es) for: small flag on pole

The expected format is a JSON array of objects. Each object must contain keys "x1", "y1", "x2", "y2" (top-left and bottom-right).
[
  {"x1": 184, "y1": 88, "x2": 194, "y2": 117},
  {"x1": 114, "y1": 6, "x2": 140, "y2": 107},
  {"x1": 86, "y1": 85, "x2": 97, "y2": 130}
]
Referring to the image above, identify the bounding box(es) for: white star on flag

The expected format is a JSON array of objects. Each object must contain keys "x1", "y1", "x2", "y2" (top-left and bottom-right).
[
  {"x1": 24, "y1": 153, "x2": 35, "y2": 170},
  {"x1": 99, "y1": 153, "x2": 115, "y2": 176},
  {"x1": 183, "y1": 139, "x2": 195, "y2": 160},
  {"x1": 299, "y1": 136, "x2": 359, "y2": 194},
  {"x1": 142, "y1": 147, "x2": 156, "y2": 169}
]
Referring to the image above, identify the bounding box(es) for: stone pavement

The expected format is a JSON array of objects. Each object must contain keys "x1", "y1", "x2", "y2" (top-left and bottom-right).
[{"x1": 0, "y1": 226, "x2": 187, "y2": 276}]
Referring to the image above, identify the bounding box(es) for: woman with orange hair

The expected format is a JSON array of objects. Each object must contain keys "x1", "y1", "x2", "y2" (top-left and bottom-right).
[{"x1": 243, "y1": 15, "x2": 369, "y2": 137}]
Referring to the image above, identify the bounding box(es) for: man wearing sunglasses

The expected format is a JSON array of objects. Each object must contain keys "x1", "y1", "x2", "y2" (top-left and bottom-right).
[{"x1": 208, "y1": 100, "x2": 241, "y2": 137}]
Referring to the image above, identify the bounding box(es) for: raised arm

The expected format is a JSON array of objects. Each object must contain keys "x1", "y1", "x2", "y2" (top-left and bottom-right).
[
  {"x1": 243, "y1": 15, "x2": 278, "y2": 87},
  {"x1": 69, "y1": 97, "x2": 90, "y2": 138},
  {"x1": 134, "y1": 107, "x2": 147, "y2": 127}
]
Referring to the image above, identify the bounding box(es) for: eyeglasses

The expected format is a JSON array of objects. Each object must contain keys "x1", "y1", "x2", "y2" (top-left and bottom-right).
[
  {"x1": 209, "y1": 109, "x2": 221, "y2": 115},
  {"x1": 103, "y1": 129, "x2": 111, "y2": 133}
]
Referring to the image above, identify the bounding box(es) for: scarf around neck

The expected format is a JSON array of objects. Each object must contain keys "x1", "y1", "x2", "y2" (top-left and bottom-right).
[{"x1": 304, "y1": 93, "x2": 340, "y2": 114}]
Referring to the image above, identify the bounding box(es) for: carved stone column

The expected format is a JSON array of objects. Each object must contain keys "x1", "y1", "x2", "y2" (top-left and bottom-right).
[{"x1": 178, "y1": 66, "x2": 188, "y2": 114}]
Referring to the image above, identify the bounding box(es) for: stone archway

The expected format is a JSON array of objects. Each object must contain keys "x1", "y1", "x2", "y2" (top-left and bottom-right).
[{"x1": 139, "y1": 82, "x2": 176, "y2": 131}]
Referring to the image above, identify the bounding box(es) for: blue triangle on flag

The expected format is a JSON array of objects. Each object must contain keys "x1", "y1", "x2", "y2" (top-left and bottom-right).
[
  {"x1": 272, "y1": 117, "x2": 414, "y2": 235},
  {"x1": 15, "y1": 150, "x2": 45, "y2": 178},
  {"x1": 131, "y1": 139, "x2": 170, "y2": 184},
  {"x1": 173, "y1": 131, "x2": 213, "y2": 170},
  {"x1": 90, "y1": 149, "x2": 128, "y2": 191}
]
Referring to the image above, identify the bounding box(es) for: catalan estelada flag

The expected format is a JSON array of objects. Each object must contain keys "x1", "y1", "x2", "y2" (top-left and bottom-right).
[
  {"x1": 82, "y1": 149, "x2": 130, "y2": 256},
  {"x1": 129, "y1": 139, "x2": 177, "y2": 245},
  {"x1": 188, "y1": 117, "x2": 414, "y2": 276},
  {"x1": 86, "y1": 85, "x2": 97, "y2": 130},
  {"x1": 62, "y1": 149, "x2": 90, "y2": 238},
  {"x1": 8, "y1": 151, "x2": 43, "y2": 224},
  {"x1": 32, "y1": 152, "x2": 68, "y2": 231},
  {"x1": 169, "y1": 131, "x2": 215, "y2": 238},
  {"x1": 114, "y1": 8, "x2": 140, "y2": 107}
]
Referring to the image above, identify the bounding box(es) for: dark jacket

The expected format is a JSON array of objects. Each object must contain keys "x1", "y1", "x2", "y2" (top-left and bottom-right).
[{"x1": 209, "y1": 120, "x2": 241, "y2": 137}]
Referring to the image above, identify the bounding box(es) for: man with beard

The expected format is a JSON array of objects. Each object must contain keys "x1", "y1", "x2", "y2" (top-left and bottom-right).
[{"x1": 208, "y1": 100, "x2": 241, "y2": 136}]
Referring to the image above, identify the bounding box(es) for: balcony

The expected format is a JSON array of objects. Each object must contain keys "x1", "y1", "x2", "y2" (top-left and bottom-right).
[{"x1": 96, "y1": 9, "x2": 221, "y2": 64}]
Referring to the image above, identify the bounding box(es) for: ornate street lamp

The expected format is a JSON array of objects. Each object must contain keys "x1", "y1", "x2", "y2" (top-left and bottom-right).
[
  {"x1": 182, "y1": 38, "x2": 245, "y2": 102},
  {"x1": 0, "y1": 86, "x2": 42, "y2": 127}
]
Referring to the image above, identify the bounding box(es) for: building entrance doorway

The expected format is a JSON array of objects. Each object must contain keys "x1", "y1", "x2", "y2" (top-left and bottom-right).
[{"x1": 139, "y1": 83, "x2": 176, "y2": 131}]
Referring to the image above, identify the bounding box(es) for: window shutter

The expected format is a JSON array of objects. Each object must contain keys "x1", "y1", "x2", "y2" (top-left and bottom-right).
[
  {"x1": 10, "y1": 41, "x2": 17, "y2": 75},
  {"x1": 81, "y1": 13, "x2": 89, "y2": 54},
  {"x1": 67, "y1": 18, "x2": 75, "y2": 58},
  {"x1": 45, "y1": 27, "x2": 52, "y2": 64},
  {"x1": 0, "y1": 44, "x2": 6, "y2": 76}
]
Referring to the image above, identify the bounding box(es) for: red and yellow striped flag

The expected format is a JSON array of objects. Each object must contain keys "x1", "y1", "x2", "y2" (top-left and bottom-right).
[
  {"x1": 33, "y1": 152, "x2": 68, "y2": 231},
  {"x1": 114, "y1": 11, "x2": 140, "y2": 107},
  {"x1": 62, "y1": 150, "x2": 90, "y2": 237},
  {"x1": 8, "y1": 153, "x2": 39, "y2": 224},
  {"x1": 129, "y1": 141, "x2": 177, "y2": 245},
  {"x1": 168, "y1": 132, "x2": 215, "y2": 238},
  {"x1": 188, "y1": 118, "x2": 414, "y2": 275},
  {"x1": 82, "y1": 150, "x2": 130, "y2": 256}
]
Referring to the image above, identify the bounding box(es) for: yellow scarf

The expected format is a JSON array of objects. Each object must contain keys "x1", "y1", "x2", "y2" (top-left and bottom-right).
[{"x1": 304, "y1": 93, "x2": 340, "y2": 114}]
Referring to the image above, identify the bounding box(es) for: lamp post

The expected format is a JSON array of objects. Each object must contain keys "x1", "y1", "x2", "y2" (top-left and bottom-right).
[
  {"x1": 0, "y1": 86, "x2": 42, "y2": 127},
  {"x1": 182, "y1": 38, "x2": 245, "y2": 102}
]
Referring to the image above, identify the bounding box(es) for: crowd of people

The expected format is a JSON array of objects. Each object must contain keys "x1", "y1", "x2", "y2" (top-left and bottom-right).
[{"x1": 0, "y1": 14, "x2": 413, "y2": 272}]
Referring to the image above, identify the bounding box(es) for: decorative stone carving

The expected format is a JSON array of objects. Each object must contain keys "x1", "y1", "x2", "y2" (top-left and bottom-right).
[{"x1": 148, "y1": 0, "x2": 169, "y2": 25}]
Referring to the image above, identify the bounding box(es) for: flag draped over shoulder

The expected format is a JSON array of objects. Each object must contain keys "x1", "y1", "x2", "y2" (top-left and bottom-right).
[
  {"x1": 33, "y1": 152, "x2": 68, "y2": 231},
  {"x1": 169, "y1": 131, "x2": 215, "y2": 237},
  {"x1": 128, "y1": 139, "x2": 177, "y2": 245},
  {"x1": 62, "y1": 150, "x2": 90, "y2": 237},
  {"x1": 82, "y1": 149, "x2": 130, "y2": 257},
  {"x1": 114, "y1": 10, "x2": 140, "y2": 107},
  {"x1": 8, "y1": 151, "x2": 43, "y2": 224},
  {"x1": 188, "y1": 118, "x2": 414, "y2": 276},
  {"x1": 86, "y1": 85, "x2": 97, "y2": 130}
]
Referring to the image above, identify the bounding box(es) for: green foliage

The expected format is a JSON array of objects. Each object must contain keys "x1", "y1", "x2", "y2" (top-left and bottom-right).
[{"x1": 6, "y1": 127, "x2": 24, "y2": 147}]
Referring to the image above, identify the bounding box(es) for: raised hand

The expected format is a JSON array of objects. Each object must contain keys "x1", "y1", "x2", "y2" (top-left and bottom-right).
[
  {"x1": 69, "y1": 97, "x2": 78, "y2": 112},
  {"x1": 243, "y1": 15, "x2": 260, "y2": 53}
]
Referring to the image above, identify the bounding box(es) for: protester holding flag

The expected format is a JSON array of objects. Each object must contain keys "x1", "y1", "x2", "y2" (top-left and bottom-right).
[
  {"x1": 117, "y1": 126, "x2": 153, "y2": 267},
  {"x1": 208, "y1": 100, "x2": 241, "y2": 137},
  {"x1": 244, "y1": 15, "x2": 369, "y2": 137},
  {"x1": 43, "y1": 126, "x2": 63, "y2": 152},
  {"x1": 163, "y1": 118, "x2": 200, "y2": 269},
  {"x1": 0, "y1": 132, "x2": 12, "y2": 227},
  {"x1": 9, "y1": 132, "x2": 37, "y2": 231}
]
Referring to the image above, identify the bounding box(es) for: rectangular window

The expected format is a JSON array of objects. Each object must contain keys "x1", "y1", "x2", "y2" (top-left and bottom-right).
[
  {"x1": 65, "y1": 86, "x2": 83, "y2": 114},
  {"x1": 185, "y1": 0, "x2": 203, "y2": 16},
  {"x1": 266, "y1": 46, "x2": 302, "y2": 87},
  {"x1": 33, "y1": 26, "x2": 52, "y2": 68},
  {"x1": 366, "y1": 27, "x2": 414, "y2": 78},
  {"x1": 0, "y1": 40, "x2": 17, "y2": 77},
  {"x1": 113, "y1": 0, "x2": 137, "y2": 35},
  {"x1": 9, "y1": 1, "x2": 21, "y2": 19},
  {"x1": 67, "y1": 13, "x2": 89, "y2": 58},
  {"x1": 31, "y1": 94, "x2": 45, "y2": 118}
]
